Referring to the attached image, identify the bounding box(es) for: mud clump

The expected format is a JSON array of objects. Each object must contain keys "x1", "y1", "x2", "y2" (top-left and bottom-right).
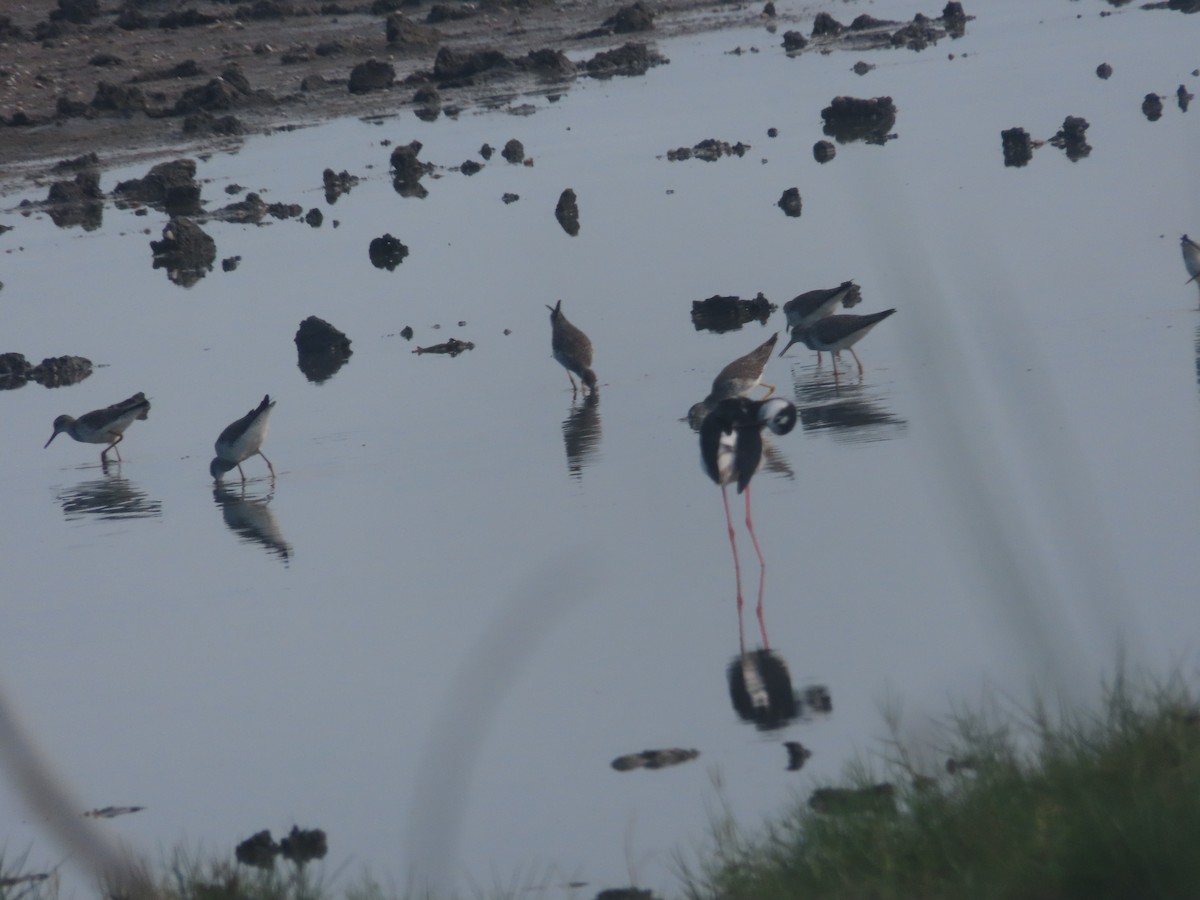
[
  {"x1": 605, "y1": 1, "x2": 655, "y2": 33},
  {"x1": 584, "y1": 42, "x2": 666, "y2": 78},
  {"x1": 690, "y1": 292, "x2": 776, "y2": 333},
  {"x1": 114, "y1": 158, "x2": 202, "y2": 214},
  {"x1": 611, "y1": 748, "x2": 699, "y2": 771},
  {"x1": 1096, "y1": 62, "x2": 1113, "y2": 79},
  {"x1": 821, "y1": 95, "x2": 897, "y2": 145},
  {"x1": 45, "y1": 169, "x2": 104, "y2": 229},
  {"x1": 1142, "y1": 92, "x2": 1164, "y2": 121},
  {"x1": 811, "y1": 12, "x2": 844, "y2": 36},
  {"x1": 368, "y1": 233, "x2": 409, "y2": 269},
  {"x1": 1000, "y1": 126, "x2": 1032, "y2": 167},
  {"x1": 0, "y1": 352, "x2": 93, "y2": 389},
  {"x1": 812, "y1": 140, "x2": 836, "y2": 162},
  {"x1": 1178, "y1": 84, "x2": 1194, "y2": 112},
  {"x1": 322, "y1": 167, "x2": 358, "y2": 203},
  {"x1": 666, "y1": 138, "x2": 749, "y2": 161},
  {"x1": 1048, "y1": 115, "x2": 1091, "y2": 161},
  {"x1": 413, "y1": 337, "x2": 474, "y2": 356},
  {"x1": 295, "y1": 316, "x2": 352, "y2": 384},
  {"x1": 385, "y1": 13, "x2": 440, "y2": 48},
  {"x1": 150, "y1": 216, "x2": 216, "y2": 285},
  {"x1": 555, "y1": 188, "x2": 580, "y2": 236},
  {"x1": 389, "y1": 140, "x2": 432, "y2": 198},
  {"x1": 348, "y1": 58, "x2": 395, "y2": 93},
  {"x1": 502, "y1": 138, "x2": 525, "y2": 163},
  {"x1": 279, "y1": 827, "x2": 328, "y2": 865},
  {"x1": 781, "y1": 30, "x2": 808, "y2": 52},
  {"x1": 777, "y1": 187, "x2": 802, "y2": 217}
]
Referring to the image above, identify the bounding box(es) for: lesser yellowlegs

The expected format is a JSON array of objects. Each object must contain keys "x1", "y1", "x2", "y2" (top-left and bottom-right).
[
  {"x1": 783, "y1": 281, "x2": 859, "y2": 329},
  {"x1": 547, "y1": 299, "x2": 597, "y2": 396},
  {"x1": 779, "y1": 309, "x2": 896, "y2": 376},
  {"x1": 688, "y1": 332, "x2": 778, "y2": 422},
  {"x1": 211, "y1": 394, "x2": 276, "y2": 482},
  {"x1": 44, "y1": 392, "x2": 151, "y2": 463}
]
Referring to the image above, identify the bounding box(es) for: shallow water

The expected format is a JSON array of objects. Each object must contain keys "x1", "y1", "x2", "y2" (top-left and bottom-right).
[{"x1": 2, "y1": 0, "x2": 1200, "y2": 895}]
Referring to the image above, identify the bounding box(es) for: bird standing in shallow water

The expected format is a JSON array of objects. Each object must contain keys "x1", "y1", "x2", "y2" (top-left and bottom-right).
[
  {"x1": 44, "y1": 392, "x2": 151, "y2": 463},
  {"x1": 689, "y1": 332, "x2": 778, "y2": 423},
  {"x1": 700, "y1": 396, "x2": 797, "y2": 615},
  {"x1": 1182, "y1": 234, "x2": 1200, "y2": 285},
  {"x1": 211, "y1": 395, "x2": 276, "y2": 482},
  {"x1": 780, "y1": 309, "x2": 896, "y2": 377},
  {"x1": 547, "y1": 299, "x2": 597, "y2": 396},
  {"x1": 783, "y1": 281, "x2": 860, "y2": 329}
]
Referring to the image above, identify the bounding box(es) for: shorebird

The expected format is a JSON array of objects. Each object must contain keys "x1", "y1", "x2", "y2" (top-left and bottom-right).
[
  {"x1": 783, "y1": 281, "x2": 860, "y2": 330},
  {"x1": 44, "y1": 392, "x2": 151, "y2": 463},
  {"x1": 688, "y1": 332, "x2": 778, "y2": 423},
  {"x1": 210, "y1": 395, "x2": 276, "y2": 482},
  {"x1": 546, "y1": 299, "x2": 597, "y2": 396},
  {"x1": 700, "y1": 396, "x2": 797, "y2": 612},
  {"x1": 1182, "y1": 234, "x2": 1200, "y2": 285},
  {"x1": 779, "y1": 309, "x2": 896, "y2": 376}
]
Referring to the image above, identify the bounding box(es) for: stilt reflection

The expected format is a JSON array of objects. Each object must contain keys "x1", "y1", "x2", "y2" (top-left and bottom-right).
[
  {"x1": 212, "y1": 482, "x2": 291, "y2": 564},
  {"x1": 561, "y1": 391, "x2": 601, "y2": 479}
]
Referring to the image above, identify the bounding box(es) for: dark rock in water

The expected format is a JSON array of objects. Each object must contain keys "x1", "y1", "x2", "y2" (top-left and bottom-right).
[
  {"x1": 323, "y1": 167, "x2": 358, "y2": 203},
  {"x1": 891, "y1": 14, "x2": 941, "y2": 50},
  {"x1": 1142, "y1": 92, "x2": 1164, "y2": 121},
  {"x1": 386, "y1": 12, "x2": 440, "y2": 47},
  {"x1": 811, "y1": 11, "x2": 844, "y2": 36},
  {"x1": 848, "y1": 14, "x2": 897, "y2": 30},
  {"x1": 604, "y1": 1, "x2": 654, "y2": 33},
  {"x1": 413, "y1": 337, "x2": 475, "y2": 356},
  {"x1": 460, "y1": 159, "x2": 482, "y2": 175},
  {"x1": 777, "y1": 187, "x2": 802, "y2": 217},
  {"x1": 150, "y1": 217, "x2": 216, "y2": 285},
  {"x1": 502, "y1": 192, "x2": 519, "y2": 204},
  {"x1": 413, "y1": 86, "x2": 441, "y2": 118},
  {"x1": 767, "y1": 127, "x2": 778, "y2": 137},
  {"x1": 611, "y1": 748, "x2": 699, "y2": 771},
  {"x1": 235, "y1": 831, "x2": 278, "y2": 869},
  {"x1": 522, "y1": 47, "x2": 577, "y2": 79},
  {"x1": 399, "y1": 325, "x2": 414, "y2": 339},
  {"x1": 45, "y1": 170, "x2": 104, "y2": 230},
  {"x1": 690, "y1": 292, "x2": 776, "y2": 333},
  {"x1": 813, "y1": 140, "x2": 836, "y2": 162},
  {"x1": 279, "y1": 827, "x2": 327, "y2": 865},
  {"x1": 821, "y1": 95, "x2": 897, "y2": 144},
  {"x1": 785, "y1": 741, "x2": 812, "y2": 771},
  {"x1": 852, "y1": 60, "x2": 874, "y2": 75},
  {"x1": 369, "y1": 233, "x2": 409, "y2": 270},
  {"x1": 114, "y1": 159, "x2": 202, "y2": 214},
  {"x1": 666, "y1": 138, "x2": 749, "y2": 161},
  {"x1": 222, "y1": 255, "x2": 241, "y2": 271},
  {"x1": 295, "y1": 316, "x2": 353, "y2": 383},
  {"x1": 305, "y1": 208, "x2": 323, "y2": 227},
  {"x1": 1178, "y1": 84, "x2": 1193, "y2": 112},
  {"x1": 0, "y1": 352, "x2": 32, "y2": 390},
  {"x1": 213, "y1": 191, "x2": 267, "y2": 223},
  {"x1": 1048, "y1": 115, "x2": 1091, "y2": 161},
  {"x1": 555, "y1": 188, "x2": 580, "y2": 236},
  {"x1": 1000, "y1": 127, "x2": 1032, "y2": 167},
  {"x1": 584, "y1": 42, "x2": 666, "y2": 78},
  {"x1": 349, "y1": 58, "x2": 395, "y2": 93},
  {"x1": 1096, "y1": 62, "x2": 1112, "y2": 79},
  {"x1": 502, "y1": 138, "x2": 525, "y2": 163},
  {"x1": 390, "y1": 140, "x2": 432, "y2": 198},
  {"x1": 33, "y1": 355, "x2": 93, "y2": 387},
  {"x1": 480, "y1": 143, "x2": 494, "y2": 160},
  {"x1": 781, "y1": 29, "x2": 807, "y2": 51}
]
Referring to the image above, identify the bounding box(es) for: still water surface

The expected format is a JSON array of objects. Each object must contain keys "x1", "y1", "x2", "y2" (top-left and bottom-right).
[{"x1": 2, "y1": 0, "x2": 1199, "y2": 895}]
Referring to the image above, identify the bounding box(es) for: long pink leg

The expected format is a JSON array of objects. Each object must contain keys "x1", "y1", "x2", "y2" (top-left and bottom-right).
[
  {"x1": 850, "y1": 348, "x2": 865, "y2": 376},
  {"x1": 721, "y1": 485, "x2": 744, "y2": 612},
  {"x1": 744, "y1": 486, "x2": 769, "y2": 638},
  {"x1": 259, "y1": 451, "x2": 276, "y2": 479}
]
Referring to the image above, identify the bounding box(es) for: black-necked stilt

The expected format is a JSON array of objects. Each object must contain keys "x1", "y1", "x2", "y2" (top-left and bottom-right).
[
  {"x1": 44, "y1": 392, "x2": 151, "y2": 463},
  {"x1": 210, "y1": 394, "x2": 276, "y2": 482},
  {"x1": 780, "y1": 309, "x2": 896, "y2": 376},
  {"x1": 1182, "y1": 234, "x2": 1200, "y2": 285},
  {"x1": 688, "y1": 332, "x2": 778, "y2": 422},
  {"x1": 782, "y1": 281, "x2": 860, "y2": 333},
  {"x1": 700, "y1": 396, "x2": 797, "y2": 611},
  {"x1": 546, "y1": 299, "x2": 597, "y2": 396}
]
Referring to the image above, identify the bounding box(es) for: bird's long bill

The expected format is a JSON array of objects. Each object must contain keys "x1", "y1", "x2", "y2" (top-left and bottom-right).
[
  {"x1": 778, "y1": 334, "x2": 800, "y2": 357},
  {"x1": 43, "y1": 430, "x2": 60, "y2": 449}
]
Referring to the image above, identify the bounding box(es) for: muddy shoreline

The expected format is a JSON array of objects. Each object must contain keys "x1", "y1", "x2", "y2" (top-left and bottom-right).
[{"x1": 0, "y1": 0, "x2": 773, "y2": 193}]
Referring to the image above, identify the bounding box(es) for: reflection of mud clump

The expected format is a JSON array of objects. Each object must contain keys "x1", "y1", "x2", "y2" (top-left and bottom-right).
[
  {"x1": 235, "y1": 830, "x2": 278, "y2": 869},
  {"x1": 1048, "y1": 115, "x2": 1091, "y2": 161},
  {"x1": 821, "y1": 95, "x2": 897, "y2": 145},
  {"x1": 295, "y1": 315, "x2": 352, "y2": 384},
  {"x1": 777, "y1": 187, "x2": 802, "y2": 217},
  {"x1": 1000, "y1": 126, "x2": 1033, "y2": 167},
  {"x1": 0, "y1": 352, "x2": 93, "y2": 389},
  {"x1": 279, "y1": 826, "x2": 328, "y2": 865},
  {"x1": 611, "y1": 748, "x2": 699, "y2": 771},
  {"x1": 322, "y1": 167, "x2": 358, "y2": 203},
  {"x1": 150, "y1": 216, "x2": 216, "y2": 285},
  {"x1": 390, "y1": 140, "x2": 432, "y2": 198},
  {"x1": 781, "y1": 30, "x2": 808, "y2": 52},
  {"x1": 114, "y1": 158, "x2": 202, "y2": 214},
  {"x1": 555, "y1": 188, "x2": 580, "y2": 236},
  {"x1": 691, "y1": 292, "x2": 775, "y2": 333},
  {"x1": 45, "y1": 169, "x2": 104, "y2": 229},
  {"x1": 1142, "y1": 92, "x2": 1164, "y2": 122},
  {"x1": 665, "y1": 138, "x2": 749, "y2": 161},
  {"x1": 785, "y1": 741, "x2": 812, "y2": 771},
  {"x1": 369, "y1": 233, "x2": 409, "y2": 270},
  {"x1": 413, "y1": 337, "x2": 475, "y2": 356},
  {"x1": 1179, "y1": 84, "x2": 1194, "y2": 112}
]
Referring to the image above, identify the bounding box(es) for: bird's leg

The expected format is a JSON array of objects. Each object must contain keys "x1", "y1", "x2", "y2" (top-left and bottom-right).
[
  {"x1": 759, "y1": 381, "x2": 776, "y2": 399},
  {"x1": 815, "y1": 351, "x2": 824, "y2": 368},
  {"x1": 721, "y1": 485, "x2": 744, "y2": 613},
  {"x1": 566, "y1": 372, "x2": 578, "y2": 395},
  {"x1": 102, "y1": 433, "x2": 124, "y2": 462},
  {"x1": 744, "y1": 487, "x2": 769, "y2": 628},
  {"x1": 237, "y1": 463, "x2": 247, "y2": 482},
  {"x1": 850, "y1": 348, "x2": 865, "y2": 377},
  {"x1": 259, "y1": 451, "x2": 276, "y2": 479}
]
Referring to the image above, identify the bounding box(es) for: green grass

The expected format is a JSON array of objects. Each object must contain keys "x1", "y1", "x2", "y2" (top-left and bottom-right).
[{"x1": 684, "y1": 677, "x2": 1200, "y2": 900}]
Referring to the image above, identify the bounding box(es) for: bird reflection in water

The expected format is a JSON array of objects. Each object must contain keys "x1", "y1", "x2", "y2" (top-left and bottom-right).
[
  {"x1": 561, "y1": 391, "x2": 601, "y2": 479},
  {"x1": 212, "y1": 482, "x2": 291, "y2": 564},
  {"x1": 57, "y1": 471, "x2": 162, "y2": 521},
  {"x1": 790, "y1": 368, "x2": 907, "y2": 442},
  {"x1": 726, "y1": 619, "x2": 833, "y2": 733}
]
